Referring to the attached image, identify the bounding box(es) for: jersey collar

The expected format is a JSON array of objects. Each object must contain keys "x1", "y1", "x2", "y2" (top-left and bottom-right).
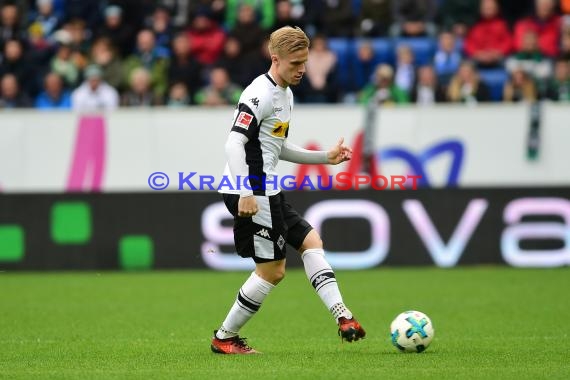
[
  {"x1": 264, "y1": 72, "x2": 277, "y2": 86},
  {"x1": 265, "y1": 72, "x2": 288, "y2": 90}
]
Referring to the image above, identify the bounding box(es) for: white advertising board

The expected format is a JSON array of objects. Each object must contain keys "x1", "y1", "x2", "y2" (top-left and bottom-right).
[{"x1": 0, "y1": 103, "x2": 568, "y2": 192}]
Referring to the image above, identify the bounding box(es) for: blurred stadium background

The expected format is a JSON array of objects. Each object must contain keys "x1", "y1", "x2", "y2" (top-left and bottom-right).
[{"x1": 1, "y1": 0, "x2": 570, "y2": 378}]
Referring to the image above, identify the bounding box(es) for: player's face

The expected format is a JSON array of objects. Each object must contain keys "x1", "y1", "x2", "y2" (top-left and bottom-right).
[{"x1": 275, "y1": 48, "x2": 308, "y2": 87}]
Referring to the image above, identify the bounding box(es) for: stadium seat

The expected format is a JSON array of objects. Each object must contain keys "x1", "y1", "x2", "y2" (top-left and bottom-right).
[
  {"x1": 370, "y1": 38, "x2": 395, "y2": 65},
  {"x1": 393, "y1": 37, "x2": 437, "y2": 66},
  {"x1": 351, "y1": 0, "x2": 362, "y2": 15},
  {"x1": 347, "y1": 38, "x2": 394, "y2": 91},
  {"x1": 478, "y1": 69, "x2": 509, "y2": 102},
  {"x1": 327, "y1": 38, "x2": 351, "y2": 89}
]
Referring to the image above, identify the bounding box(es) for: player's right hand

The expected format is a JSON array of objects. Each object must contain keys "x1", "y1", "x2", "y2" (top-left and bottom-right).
[{"x1": 238, "y1": 195, "x2": 259, "y2": 217}]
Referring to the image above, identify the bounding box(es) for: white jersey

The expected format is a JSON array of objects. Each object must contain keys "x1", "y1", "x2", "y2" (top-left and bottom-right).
[{"x1": 221, "y1": 73, "x2": 294, "y2": 195}]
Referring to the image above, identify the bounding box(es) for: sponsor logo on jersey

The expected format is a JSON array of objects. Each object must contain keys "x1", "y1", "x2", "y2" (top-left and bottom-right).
[
  {"x1": 271, "y1": 121, "x2": 289, "y2": 137},
  {"x1": 235, "y1": 112, "x2": 253, "y2": 129},
  {"x1": 256, "y1": 228, "x2": 271, "y2": 239},
  {"x1": 273, "y1": 106, "x2": 283, "y2": 113}
]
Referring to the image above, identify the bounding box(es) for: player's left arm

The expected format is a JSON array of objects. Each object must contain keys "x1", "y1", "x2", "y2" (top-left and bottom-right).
[{"x1": 279, "y1": 137, "x2": 352, "y2": 165}]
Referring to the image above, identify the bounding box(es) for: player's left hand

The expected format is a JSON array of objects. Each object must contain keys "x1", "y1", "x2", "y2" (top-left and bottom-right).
[{"x1": 327, "y1": 137, "x2": 352, "y2": 165}]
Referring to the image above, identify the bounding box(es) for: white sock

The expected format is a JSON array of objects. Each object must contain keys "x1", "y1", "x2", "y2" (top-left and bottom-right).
[
  {"x1": 301, "y1": 248, "x2": 353, "y2": 322},
  {"x1": 216, "y1": 272, "x2": 274, "y2": 339}
]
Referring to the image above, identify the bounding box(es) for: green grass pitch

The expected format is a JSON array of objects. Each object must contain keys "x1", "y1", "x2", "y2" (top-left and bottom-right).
[{"x1": 1, "y1": 268, "x2": 569, "y2": 379}]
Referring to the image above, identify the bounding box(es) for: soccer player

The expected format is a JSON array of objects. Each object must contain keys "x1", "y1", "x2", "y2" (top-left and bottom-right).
[{"x1": 211, "y1": 26, "x2": 366, "y2": 354}]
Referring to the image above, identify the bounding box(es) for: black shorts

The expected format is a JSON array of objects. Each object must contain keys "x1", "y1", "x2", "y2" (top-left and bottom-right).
[{"x1": 222, "y1": 192, "x2": 313, "y2": 263}]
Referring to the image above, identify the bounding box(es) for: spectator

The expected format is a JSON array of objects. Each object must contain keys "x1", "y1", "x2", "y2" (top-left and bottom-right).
[
  {"x1": 123, "y1": 29, "x2": 169, "y2": 99},
  {"x1": 321, "y1": 0, "x2": 354, "y2": 37},
  {"x1": 32, "y1": 0, "x2": 65, "y2": 17},
  {"x1": 503, "y1": 66, "x2": 537, "y2": 101},
  {"x1": 562, "y1": 13, "x2": 570, "y2": 34},
  {"x1": 188, "y1": 0, "x2": 226, "y2": 25},
  {"x1": 499, "y1": 0, "x2": 535, "y2": 26},
  {"x1": 464, "y1": 0, "x2": 512, "y2": 68},
  {"x1": 186, "y1": 9, "x2": 225, "y2": 65},
  {"x1": 121, "y1": 67, "x2": 162, "y2": 107},
  {"x1": 216, "y1": 36, "x2": 250, "y2": 88},
  {"x1": 163, "y1": 0, "x2": 191, "y2": 29},
  {"x1": 350, "y1": 41, "x2": 378, "y2": 92},
  {"x1": 89, "y1": 37, "x2": 123, "y2": 90},
  {"x1": 0, "y1": 3, "x2": 25, "y2": 46},
  {"x1": 27, "y1": 19, "x2": 50, "y2": 52},
  {"x1": 390, "y1": 0, "x2": 438, "y2": 37},
  {"x1": 433, "y1": 31, "x2": 463, "y2": 85},
  {"x1": 545, "y1": 59, "x2": 570, "y2": 101},
  {"x1": 166, "y1": 81, "x2": 191, "y2": 107},
  {"x1": 225, "y1": 0, "x2": 275, "y2": 30},
  {"x1": 358, "y1": 64, "x2": 410, "y2": 105},
  {"x1": 194, "y1": 66, "x2": 242, "y2": 106},
  {"x1": 295, "y1": 0, "x2": 323, "y2": 37},
  {"x1": 438, "y1": 0, "x2": 479, "y2": 37},
  {"x1": 300, "y1": 34, "x2": 338, "y2": 102},
  {"x1": 505, "y1": 30, "x2": 551, "y2": 84},
  {"x1": 107, "y1": 0, "x2": 149, "y2": 32},
  {"x1": 35, "y1": 71, "x2": 71, "y2": 109},
  {"x1": 356, "y1": 0, "x2": 392, "y2": 37},
  {"x1": 27, "y1": 0, "x2": 62, "y2": 42},
  {"x1": 50, "y1": 40, "x2": 80, "y2": 88},
  {"x1": 96, "y1": 5, "x2": 135, "y2": 58},
  {"x1": 0, "y1": 39, "x2": 36, "y2": 97},
  {"x1": 168, "y1": 33, "x2": 203, "y2": 104},
  {"x1": 71, "y1": 64, "x2": 119, "y2": 111},
  {"x1": 64, "y1": 0, "x2": 101, "y2": 31},
  {"x1": 0, "y1": 1, "x2": 28, "y2": 25},
  {"x1": 560, "y1": 32, "x2": 570, "y2": 60},
  {"x1": 447, "y1": 60, "x2": 491, "y2": 103},
  {"x1": 60, "y1": 18, "x2": 90, "y2": 72},
  {"x1": 0, "y1": 73, "x2": 32, "y2": 108},
  {"x1": 230, "y1": 4, "x2": 265, "y2": 56},
  {"x1": 241, "y1": 35, "x2": 272, "y2": 84},
  {"x1": 411, "y1": 65, "x2": 447, "y2": 104},
  {"x1": 273, "y1": 0, "x2": 304, "y2": 32},
  {"x1": 394, "y1": 44, "x2": 416, "y2": 94},
  {"x1": 514, "y1": 0, "x2": 561, "y2": 57},
  {"x1": 145, "y1": 5, "x2": 174, "y2": 58}
]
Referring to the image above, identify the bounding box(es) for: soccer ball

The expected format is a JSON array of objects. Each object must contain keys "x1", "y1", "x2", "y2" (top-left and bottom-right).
[{"x1": 390, "y1": 310, "x2": 434, "y2": 353}]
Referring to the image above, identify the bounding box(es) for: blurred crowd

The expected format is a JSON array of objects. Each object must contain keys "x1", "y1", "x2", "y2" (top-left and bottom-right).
[{"x1": 0, "y1": 0, "x2": 569, "y2": 110}]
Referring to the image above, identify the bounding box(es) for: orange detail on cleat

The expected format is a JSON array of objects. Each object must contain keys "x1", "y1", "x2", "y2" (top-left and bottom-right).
[
  {"x1": 338, "y1": 317, "x2": 366, "y2": 343},
  {"x1": 211, "y1": 331, "x2": 261, "y2": 354}
]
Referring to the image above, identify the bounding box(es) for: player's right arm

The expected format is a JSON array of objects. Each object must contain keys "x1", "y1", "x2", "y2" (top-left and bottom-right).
[
  {"x1": 225, "y1": 131, "x2": 259, "y2": 217},
  {"x1": 225, "y1": 90, "x2": 270, "y2": 217}
]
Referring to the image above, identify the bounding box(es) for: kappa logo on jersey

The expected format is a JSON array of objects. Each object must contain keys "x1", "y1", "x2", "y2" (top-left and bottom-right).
[
  {"x1": 249, "y1": 97, "x2": 259, "y2": 108},
  {"x1": 271, "y1": 121, "x2": 289, "y2": 137},
  {"x1": 256, "y1": 228, "x2": 271, "y2": 239},
  {"x1": 234, "y1": 112, "x2": 253, "y2": 130}
]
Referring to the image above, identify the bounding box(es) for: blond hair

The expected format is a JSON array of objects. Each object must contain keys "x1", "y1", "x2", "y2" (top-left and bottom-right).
[{"x1": 268, "y1": 26, "x2": 310, "y2": 56}]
